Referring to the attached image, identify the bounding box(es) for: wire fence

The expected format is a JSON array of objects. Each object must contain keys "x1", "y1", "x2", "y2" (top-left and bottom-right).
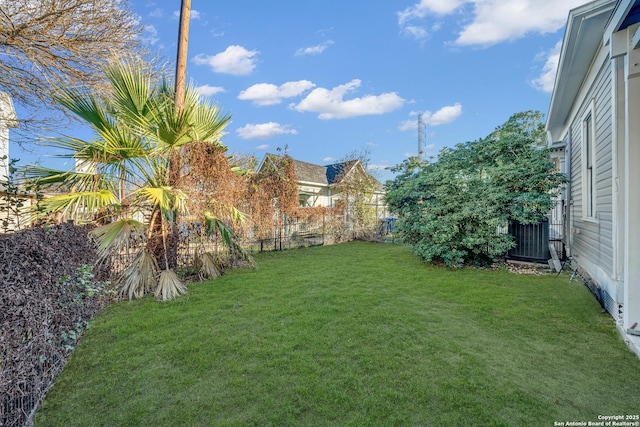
[
  {"x1": 103, "y1": 215, "x2": 388, "y2": 280},
  {"x1": 2, "y1": 216, "x2": 390, "y2": 427},
  {"x1": 2, "y1": 345, "x2": 68, "y2": 427}
]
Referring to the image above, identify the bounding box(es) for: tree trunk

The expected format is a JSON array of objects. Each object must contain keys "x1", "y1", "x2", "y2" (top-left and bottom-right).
[{"x1": 164, "y1": 0, "x2": 191, "y2": 270}]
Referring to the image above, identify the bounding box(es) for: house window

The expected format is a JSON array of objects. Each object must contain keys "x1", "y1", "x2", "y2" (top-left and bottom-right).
[
  {"x1": 299, "y1": 194, "x2": 311, "y2": 207},
  {"x1": 582, "y1": 108, "x2": 596, "y2": 219}
]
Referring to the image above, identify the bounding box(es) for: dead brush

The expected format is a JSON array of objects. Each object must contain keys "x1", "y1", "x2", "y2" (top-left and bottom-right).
[
  {"x1": 199, "y1": 252, "x2": 223, "y2": 280},
  {"x1": 155, "y1": 269, "x2": 188, "y2": 302},
  {"x1": 118, "y1": 250, "x2": 159, "y2": 300}
]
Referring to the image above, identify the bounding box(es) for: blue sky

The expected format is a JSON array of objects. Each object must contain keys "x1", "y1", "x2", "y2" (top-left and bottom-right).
[{"x1": 14, "y1": 0, "x2": 589, "y2": 181}]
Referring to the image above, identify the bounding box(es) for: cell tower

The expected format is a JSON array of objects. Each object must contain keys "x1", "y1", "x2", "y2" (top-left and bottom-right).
[{"x1": 418, "y1": 113, "x2": 426, "y2": 159}]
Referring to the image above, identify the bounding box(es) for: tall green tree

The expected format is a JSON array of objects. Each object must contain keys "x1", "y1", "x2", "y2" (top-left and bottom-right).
[
  {"x1": 386, "y1": 111, "x2": 565, "y2": 267},
  {"x1": 24, "y1": 60, "x2": 247, "y2": 300}
]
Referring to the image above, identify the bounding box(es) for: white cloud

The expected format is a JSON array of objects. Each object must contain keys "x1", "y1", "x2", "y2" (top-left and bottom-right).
[
  {"x1": 399, "y1": 104, "x2": 462, "y2": 130},
  {"x1": 292, "y1": 79, "x2": 404, "y2": 120},
  {"x1": 238, "y1": 80, "x2": 316, "y2": 106},
  {"x1": 368, "y1": 163, "x2": 391, "y2": 173},
  {"x1": 397, "y1": 0, "x2": 585, "y2": 46},
  {"x1": 398, "y1": 0, "x2": 465, "y2": 25},
  {"x1": 397, "y1": 0, "x2": 465, "y2": 38},
  {"x1": 236, "y1": 122, "x2": 298, "y2": 140},
  {"x1": 140, "y1": 24, "x2": 159, "y2": 45},
  {"x1": 323, "y1": 157, "x2": 335, "y2": 162},
  {"x1": 149, "y1": 8, "x2": 163, "y2": 18},
  {"x1": 423, "y1": 103, "x2": 462, "y2": 126},
  {"x1": 455, "y1": 0, "x2": 585, "y2": 46},
  {"x1": 295, "y1": 40, "x2": 334, "y2": 56},
  {"x1": 531, "y1": 41, "x2": 562, "y2": 93},
  {"x1": 193, "y1": 45, "x2": 259, "y2": 76},
  {"x1": 256, "y1": 144, "x2": 270, "y2": 150},
  {"x1": 399, "y1": 120, "x2": 418, "y2": 131},
  {"x1": 402, "y1": 25, "x2": 429, "y2": 39},
  {"x1": 195, "y1": 84, "x2": 225, "y2": 97},
  {"x1": 173, "y1": 9, "x2": 201, "y2": 19}
]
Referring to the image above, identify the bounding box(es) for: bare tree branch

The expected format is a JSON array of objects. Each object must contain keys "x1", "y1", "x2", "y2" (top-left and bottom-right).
[{"x1": 0, "y1": 0, "x2": 143, "y2": 111}]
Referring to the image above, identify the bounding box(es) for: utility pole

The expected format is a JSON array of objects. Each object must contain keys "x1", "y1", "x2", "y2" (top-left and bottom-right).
[
  {"x1": 418, "y1": 113, "x2": 426, "y2": 159},
  {"x1": 165, "y1": 0, "x2": 191, "y2": 270},
  {"x1": 175, "y1": 0, "x2": 191, "y2": 115},
  {"x1": 170, "y1": 0, "x2": 190, "y2": 188}
]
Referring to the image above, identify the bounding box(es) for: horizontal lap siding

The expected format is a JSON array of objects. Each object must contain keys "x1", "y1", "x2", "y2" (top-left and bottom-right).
[{"x1": 570, "y1": 57, "x2": 614, "y2": 276}]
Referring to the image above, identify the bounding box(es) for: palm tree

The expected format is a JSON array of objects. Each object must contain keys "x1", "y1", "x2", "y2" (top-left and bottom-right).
[{"x1": 25, "y1": 60, "x2": 249, "y2": 301}]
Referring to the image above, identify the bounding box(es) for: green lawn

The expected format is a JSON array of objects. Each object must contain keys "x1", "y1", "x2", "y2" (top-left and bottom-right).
[{"x1": 35, "y1": 242, "x2": 640, "y2": 426}]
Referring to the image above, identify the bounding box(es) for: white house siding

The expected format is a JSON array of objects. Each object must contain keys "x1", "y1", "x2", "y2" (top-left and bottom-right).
[
  {"x1": 298, "y1": 183, "x2": 329, "y2": 207},
  {"x1": 568, "y1": 51, "x2": 617, "y2": 299},
  {"x1": 0, "y1": 124, "x2": 8, "y2": 181},
  {"x1": 0, "y1": 91, "x2": 17, "y2": 182},
  {"x1": 547, "y1": 0, "x2": 640, "y2": 355}
]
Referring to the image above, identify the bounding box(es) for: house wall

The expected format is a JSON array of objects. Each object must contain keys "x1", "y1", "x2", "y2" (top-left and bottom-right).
[
  {"x1": 0, "y1": 193, "x2": 37, "y2": 233},
  {"x1": 0, "y1": 92, "x2": 15, "y2": 181},
  {"x1": 0, "y1": 124, "x2": 8, "y2": 181},
  {"x1": 566, "y1": 45, "x2": 621, "y2": 305},
  {"x1": 549, "y1": 2, "x2": 640, "y2": 353},
  {"x1": 298, "y1": 183, "x2": 330, "y2": 207},
  {"x1": 620, "y1": 23, "x2": 640, "y2": 334}
]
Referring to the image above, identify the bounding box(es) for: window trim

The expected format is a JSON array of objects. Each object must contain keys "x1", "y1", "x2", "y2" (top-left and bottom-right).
[{"x1": 581, "y1": 99, "x2": 597, "y2": 221}]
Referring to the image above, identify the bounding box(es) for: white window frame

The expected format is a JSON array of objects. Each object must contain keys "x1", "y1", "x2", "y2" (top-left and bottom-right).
[{"x1": 581, "y1": 100, "x2": 597, "y2": 220}]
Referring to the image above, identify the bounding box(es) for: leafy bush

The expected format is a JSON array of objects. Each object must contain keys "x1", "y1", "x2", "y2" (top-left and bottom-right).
[
  {"x1": 0, "y1": 224, "x2": 109, "y2": 427},
  {"x1": 386, "y1": 111, "x2": 566, "y2": 267}
]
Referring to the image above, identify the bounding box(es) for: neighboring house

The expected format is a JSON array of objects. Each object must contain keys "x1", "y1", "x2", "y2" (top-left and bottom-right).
[
  {"x1": 257, "y1": 153, "x2": 388, "y2": 220},
  {"x1": 0, "y1": 91, "x2": 17, "y2": 181},
  {"x1": 0, "y1": 93, "x2": 63, "y2": 231},
  {"x1": 546, "y1": 0, "x2": 640, "y2": 354},
  {"x1": 0, "y1": 91, "x2": 33, "y2": 232}
]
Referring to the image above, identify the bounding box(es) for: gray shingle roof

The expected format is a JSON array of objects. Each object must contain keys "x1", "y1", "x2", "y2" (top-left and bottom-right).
[{"x1": 260, "y1": 154, "x2": 358, "y2": 186}]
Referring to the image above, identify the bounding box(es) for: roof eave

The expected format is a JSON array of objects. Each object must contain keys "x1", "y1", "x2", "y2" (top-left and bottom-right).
[
  {"x1": 604, "y1": 0, "x2": 640, "y2": 43},
  {"x1": 546, "y1": 0, "x2": 616, "y2": 141}
]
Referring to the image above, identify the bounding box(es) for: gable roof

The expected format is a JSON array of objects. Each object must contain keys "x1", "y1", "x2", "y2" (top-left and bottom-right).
[
  {"x1": 325, "y1": 160, "x2": 358, "y2": 184},
  {"x1": 293, "y1": 157, "x2": 332, "y2": 185},
  {"x1": 257, "y1": 154, "x2": 371, "y2": 186}
]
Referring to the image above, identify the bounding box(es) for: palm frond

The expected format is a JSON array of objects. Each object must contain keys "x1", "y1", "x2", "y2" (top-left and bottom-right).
[
  {"x1": 134, "y1": 186, "x2": 174, "y2": 211},
  {"x1": 89, "y1": 218, "x2": 147, "y2": 261},
  {"x1": 189, "y1": 92, "x2": 231, "y2": 144},
  {"x1": 199, "y1": 252, "x2": 222, "y2": 280},
  {"x1": 117, "y1": 249, "x2": 159, "y2": 300},
  {"x1": 22, "y1": 165, "x2": 115, "y2": 193},
  {"x1": 53, "y1": 87, "x2": 113, "y2": 133},
  {"x1": 155, "y1": 269, "x2": 187, "y2": 301},
  {"x1": 207, "y1": 202, "x2": 247, "y2": 224},
  {"x1": 133, "y1": 186, "x2": 189, "y2": 220},
  {"x1": 204, "y1": 214, "x2": 254, "y2": 267},
  {"x1": 145, "y1": 82, "x2": 231, "y2": 152},
  {"x1": 105, "y1": 60, "x2": 154, "y2": 122},
  {"x1": 36, "y1": 190, "x2": 119, "y2": 221},
  {"x1": 136, "y1": 157, "x2": 169, "y2": 186}
]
